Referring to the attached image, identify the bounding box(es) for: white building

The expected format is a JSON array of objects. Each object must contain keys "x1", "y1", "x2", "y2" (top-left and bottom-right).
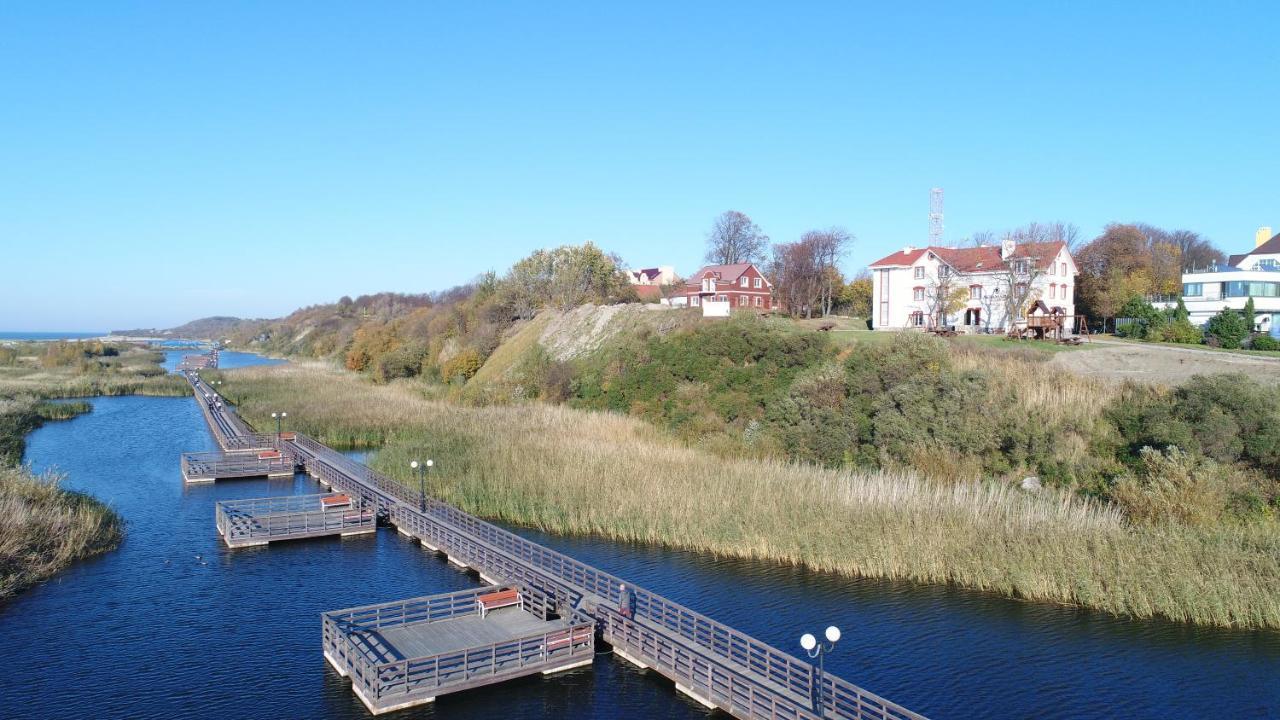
[
  {"x1": 868, "y1": 239, "x2": 1078, "y2": 331},
  {"x1": 628, "y1": 266, "x2": 677, "y2": 286},
  {"x1": 1160, "y1": 227, "x2": 1280, "y2": 334}
]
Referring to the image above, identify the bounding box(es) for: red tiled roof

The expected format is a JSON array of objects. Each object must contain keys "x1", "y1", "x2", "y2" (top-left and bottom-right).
[
  {"x1": 632, "y1": 284, "x2": 662, "y2": 300},
  {"x1": 869, "y1": 242, "x2": 1067, "y2": 273},
  {"x1": 868, "y1": 248, "x2": 927, "y2": 267},
  {"x1": 691, "y1": 263, "x2": 754, "y2": 281},
  {"x1": 1237, "y1": 233, "x2": 1280, "y2": 261}
]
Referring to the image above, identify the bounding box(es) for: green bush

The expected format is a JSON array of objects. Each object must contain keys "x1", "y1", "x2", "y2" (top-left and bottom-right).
[
  {"x1": 441, "y1": 348, "x2": 484, "y2": 384},
  {"x1": 1250, "y1": 335, "x2": 1280, "y2": 351},
  {"x1": 1206, "y1": 308, "x2": 1249, "y2": 349},
  {"x1": 1158, "y1": 318, "x2": 1203, "y2": 344}
]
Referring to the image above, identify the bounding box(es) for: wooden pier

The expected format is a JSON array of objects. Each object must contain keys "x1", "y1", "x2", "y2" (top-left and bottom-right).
[
  {"x1": 215, "y1": 493, "x2": 376, "y2": 547},
  {"x1": 182, "y1": 449, "x2": 298, "y2": 483},
  {"x1": 179, "y1": 359, "x2": 928, "y2": 720},
  {"x1": 323, "y1": 585, "x2": 594, "y2": 714}
]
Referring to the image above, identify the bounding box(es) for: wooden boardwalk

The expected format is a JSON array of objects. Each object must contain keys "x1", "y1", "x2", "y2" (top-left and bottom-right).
[
  {"x1": 182, "y1": 450, "x2": 297, "y2": 483},
  {"x1": 215, "y1": 493, "x2": 376, "y2": 547},
  {"x1": 179, "y1": 355, "x2": 928, "y2": 719}
]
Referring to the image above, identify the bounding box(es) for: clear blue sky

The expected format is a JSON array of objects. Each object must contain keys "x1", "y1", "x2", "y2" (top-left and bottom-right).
[{"x1": 2, "y1": 2, "x2": 1277, "y2": 330}]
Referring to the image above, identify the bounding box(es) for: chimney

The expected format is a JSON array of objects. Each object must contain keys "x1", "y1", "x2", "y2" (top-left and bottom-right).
[
  {"x1": 1001, "y1": 238, "x2": 1016, "y2": 260},
  {"x1": 1258, "y1": 227, "x2": 1273, "y2": 248},
  {"x1": 902, "y1": 245, "x2": 915, "y2": 255}
]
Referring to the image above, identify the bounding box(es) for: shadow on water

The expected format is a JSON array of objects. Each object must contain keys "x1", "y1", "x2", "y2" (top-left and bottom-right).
[{"x1": 3, "y1": 387, "x2": 1278, "y2": 719}]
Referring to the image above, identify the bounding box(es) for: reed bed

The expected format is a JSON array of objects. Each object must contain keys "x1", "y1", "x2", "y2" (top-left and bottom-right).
[
  {"x1": 220, "y1": 361, "x2": 1280, "y2": 629},
  {"x1": 0, "y1": 465, "x2": 122, "y2": 599}
]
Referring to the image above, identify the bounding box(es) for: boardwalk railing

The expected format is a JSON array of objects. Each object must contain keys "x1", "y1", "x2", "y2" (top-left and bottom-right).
[
  {"x1": 323, "y1": 585, "x2": 594, "y2": 712},
  {"x1": 182, "y1": 450, "x2": 296, "y2": 482},
  {"x1": 186, "y1": 373, "x2": 928, "y2": 720},
  {"x1": 216, "y1": 493, "x2": 375, "y2": 546}
]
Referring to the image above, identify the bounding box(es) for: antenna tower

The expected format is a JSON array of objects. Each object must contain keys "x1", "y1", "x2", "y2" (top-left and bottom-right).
[{"x1": 929, "y1": 188, "x2": 944, "y2": 245}]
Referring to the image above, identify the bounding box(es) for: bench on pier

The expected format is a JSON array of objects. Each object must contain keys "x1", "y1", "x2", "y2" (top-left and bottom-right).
[
  {"x1": 477, "y1": 588, "x2": 521, "y2": 618},
  {"x1": 258, "y1": 449, "x2": 282, "y2": 460},
  {"x1": 321, "y1": 494, "x2": 352, "y2": 510},
  {"x1": 279, "y1": 432, "x2": 296, "y2": 441}
]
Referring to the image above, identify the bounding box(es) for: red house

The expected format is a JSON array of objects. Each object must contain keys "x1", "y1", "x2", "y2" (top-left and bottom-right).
[{"x1": 679, "y1": 263, "x2": 773, "y2": 311}]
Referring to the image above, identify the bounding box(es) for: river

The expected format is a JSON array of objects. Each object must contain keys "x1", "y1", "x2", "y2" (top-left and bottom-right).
[{"x1": 2, "y1": 357, "x2": 1277, "y2": 719}]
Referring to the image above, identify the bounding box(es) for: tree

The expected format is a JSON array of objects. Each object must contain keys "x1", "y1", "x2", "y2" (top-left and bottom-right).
[
  {"x1": 1244, "y1": 296, "x2": 1257, "y2": 332},
  {"x1": 497, "y1": 243, "x2": 631, "y2": 318},
  {"x1": 923, "y1": 268, "x2": 968, "y2": 328},
  {"x1": 770, "y1": 239, "x2": 822, "y2": 317},
  {"x1": 1206, "y1": 307, "x2": 1248, "y2": 349},
  {"x1": 841, "y1": 272, "x2": 873, "y2": 318},
  {"x1": 799, "y1": 227, "x2": 853, "y2": 316},
  {"x1": 998, "y1": 239, "x2": 1049, "y2": 328},
  {"x1": 705, "y1": 211, "x2": 768, "y2": 265}
]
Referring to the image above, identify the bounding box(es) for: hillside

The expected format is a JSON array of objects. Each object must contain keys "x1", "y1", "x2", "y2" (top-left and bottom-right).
[{"x1": 112, "y1": 316, "x2": 261, "y2": 340}]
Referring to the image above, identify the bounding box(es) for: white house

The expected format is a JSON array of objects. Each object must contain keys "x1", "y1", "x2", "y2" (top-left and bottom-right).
[
  {"x1": 868, "y1": 239, "x2": 1078, "y2": 331},
  {"x1": 1159, "y1": 227, "x2": 1280, "y2": 334}
]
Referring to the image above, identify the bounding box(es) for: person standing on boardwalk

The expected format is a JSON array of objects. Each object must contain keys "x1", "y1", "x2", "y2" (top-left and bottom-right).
[{"x1": 619, "y1": 583, "x2": 636, "y2": 619}]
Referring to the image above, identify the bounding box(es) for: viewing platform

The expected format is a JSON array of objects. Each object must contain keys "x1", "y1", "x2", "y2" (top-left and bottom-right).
[
  {"x1": 181, "y1": 448, "x2": 298, "y2": 483},
  {"x1": 215, "y1": 492, "x2": 376, "y2": 548},
  {"x1": 322, "y1": 585, "x2": 594, "y2": 715}
]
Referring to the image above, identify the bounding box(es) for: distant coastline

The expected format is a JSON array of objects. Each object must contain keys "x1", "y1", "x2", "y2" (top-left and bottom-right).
[{"x1": 0, "y1": 331, "x2": 105, "y2": 341}]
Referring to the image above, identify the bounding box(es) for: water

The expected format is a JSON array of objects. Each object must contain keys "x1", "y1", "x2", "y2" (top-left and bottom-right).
[
  {"x1": 4, "y1": 388, "x2": 1279, "y2": 718},
  {"x1": 0, "y1": 331, "x2": 104, "y2": 341},
  {"x1": 161, "y1": 349, "x2": 287, "y2": 373}
]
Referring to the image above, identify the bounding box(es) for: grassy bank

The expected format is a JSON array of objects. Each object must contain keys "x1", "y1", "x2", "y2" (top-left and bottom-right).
[
  {"x1": 216, "y1": 361, "x2": 1280, "y2": 629},
  {"x1": 0, "y1": 464, "x2": 122, "y2": 599}
]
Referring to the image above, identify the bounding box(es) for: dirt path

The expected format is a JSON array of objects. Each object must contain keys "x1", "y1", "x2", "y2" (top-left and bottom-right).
[{"x1": 1051, "y1": 340, "x2": 1280, "y2": 385}]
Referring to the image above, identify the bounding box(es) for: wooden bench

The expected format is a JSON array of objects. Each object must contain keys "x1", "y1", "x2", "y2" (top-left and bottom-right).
[
  {"x1": 817, "y1": 322, "x2": 835, "y2": 332},
  {"x1": 258, "y1": 449, "x2": 282, "y2": 460},
  {"x1": 321, "y1": 494, "x2": 352, "y2": 510},
  {"x1": 477, "y1": 588, "x2": 521, "y2": 618},
  {"x1": 279, "y1": 432, "x2": 296, "y2": 441}
]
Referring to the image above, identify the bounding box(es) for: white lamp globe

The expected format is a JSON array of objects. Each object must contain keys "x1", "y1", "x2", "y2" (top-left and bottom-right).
[
  {"x1": 426, "y1": 459, "x2": 434, "y2": 467},
  {"x1": 282, "y1": 412, "x2": 287, "y2": 418},
  {"x1": 410, "y1": 461, "x2": 419, "y2": 469},
  {"x1": 800, "y1": 633, "x2": 817, "y2": 651},
  {"x1": 825, "y1": 626, "x2": 841, "y2": 643}
]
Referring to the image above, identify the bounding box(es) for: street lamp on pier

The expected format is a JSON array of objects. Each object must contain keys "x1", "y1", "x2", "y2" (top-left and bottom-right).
[
  {"x1": 800, "y1": 625, "x2": 841, "y2": 715},
  {"x1": 271, "y1": 411, "x2": 287, "y2": 436},
  {"x1": 410, "y1": 459, "x2": 433, "y2": 511}
]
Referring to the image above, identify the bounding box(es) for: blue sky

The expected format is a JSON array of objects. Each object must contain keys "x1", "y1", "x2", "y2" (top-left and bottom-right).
[{"x1": 2, "y1": 2, "x2": 1277, "y2": 330}]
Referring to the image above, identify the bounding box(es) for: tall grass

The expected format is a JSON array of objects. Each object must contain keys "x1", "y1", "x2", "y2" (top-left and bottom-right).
[
  {"x1": 0, "y1": 465, "x2": 122, "y2": 599},
  {"x1": 220, "y1": 361, "x2": 1280, "y2": 628}
]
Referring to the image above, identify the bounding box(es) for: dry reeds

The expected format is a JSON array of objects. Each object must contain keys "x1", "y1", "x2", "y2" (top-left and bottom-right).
[{"x1": 220, "y1": 361, "x2": 1280, "y2": 628}]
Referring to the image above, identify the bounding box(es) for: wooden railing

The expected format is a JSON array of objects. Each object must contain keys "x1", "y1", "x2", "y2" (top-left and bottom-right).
[
  {"x1": 216, "y1": 493, "x2": 374, "y2": 544},
  {"x1": 323, "y1": 585, "x2": 594, "y2": 709}
]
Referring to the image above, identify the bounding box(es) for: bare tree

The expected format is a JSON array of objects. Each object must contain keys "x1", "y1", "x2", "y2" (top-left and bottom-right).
[
  {"x1": 770, "y1": 240, "x2": 822, "y2": 317},
  {"x1": 799, "y1": 227, "x2": 853, "y2": 316},
  {"x1": 705, "y1": 211, "x2": 769, "y2": 265},
  {"x1": 997, "y1": 239, "x2": 1048, "y2": 329},
  {"x1": 1007, "y1": 221, "x2": 1082, "y2": 252},
  {"x1": 923, "y1": 269, "x2": 967, "y2": 328}
]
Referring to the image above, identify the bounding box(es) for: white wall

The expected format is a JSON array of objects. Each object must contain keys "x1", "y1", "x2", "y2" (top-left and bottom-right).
[{"x1": 702, "y1": 300, "x2": 730, "y2": 318}]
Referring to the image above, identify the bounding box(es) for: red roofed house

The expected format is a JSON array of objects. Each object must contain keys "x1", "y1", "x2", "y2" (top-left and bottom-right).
[
  {"x1": 678, "y1": 263, "x2": 773, "y2": 314},
  {"x1": 867, "y1": 239, "x2": 1077, "y2": 331}
]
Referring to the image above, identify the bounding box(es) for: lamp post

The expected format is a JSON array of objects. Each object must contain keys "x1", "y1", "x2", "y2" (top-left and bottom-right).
[
  {"x1": 272, "y1": 411, "x2": 287, "y2": 436},
  {"x1": 410, "y1": 459, "x2": 433, "y2": 511},
  {"x1": 800, "y1": 625, "x2": 841, "y2": 716}
]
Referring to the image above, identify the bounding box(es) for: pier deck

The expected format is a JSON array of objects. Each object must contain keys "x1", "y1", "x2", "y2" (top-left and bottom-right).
[
  {"x1": 216, "y1": 493, "x2": 375, "y2": 547},
  {"x1": 181, "y1": 449, "x2": 297, "y2": 483},
  {"x1": 323, "y1": 585, "x2": 594, "y2": 715}
]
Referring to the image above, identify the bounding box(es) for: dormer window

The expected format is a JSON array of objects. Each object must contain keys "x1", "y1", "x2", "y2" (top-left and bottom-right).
[
  {"x1": 1013, "y1": 260, "x2": 1029, "y2": 274},
  {"x1": 740, "y1": 276, "x2": 749, "y2": 288},
  {"x1": 702, "y1": 277, "x2": 715, "y2": 293}
]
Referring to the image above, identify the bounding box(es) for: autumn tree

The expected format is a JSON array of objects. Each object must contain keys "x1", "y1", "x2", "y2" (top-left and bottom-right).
[
  {"x1": 770, "y1": 239, "x2": 821, "y2": 317},
  {"x1": 841, "y1": 271, "x2": 873, "y2": 318},
  {"x1": 705, "y1": 211, "x2": 768, "y2": 265},
  {"x1": 497, "y1": 242, "x2": 631, "y2": 318},
  {"x1": 923, "y1": 270, "x2": 968, "y2": 328}
]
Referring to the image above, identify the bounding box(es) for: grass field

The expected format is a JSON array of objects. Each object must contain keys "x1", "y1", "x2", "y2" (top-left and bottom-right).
[{"x1": 215, "y1": 360, "x2": 1280, "y2": 629}]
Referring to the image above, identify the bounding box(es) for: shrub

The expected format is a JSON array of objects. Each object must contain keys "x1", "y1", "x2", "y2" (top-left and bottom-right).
[
  {"x1": 1158, "y1": 318, "x2": 1202, "y2": 344},
  {"x1": 1205, "y1": 307, "x2": 1248, "y2": 349},
  {"x1": 1109, "y1": 447, "x2": 1228, "y2": 525},
  {"x1": 1250, "y1": 334, "x2": 1280, "y2": 351},
  {"x1": 441, "y1": 348, "x2": 484, "y2": 384}
]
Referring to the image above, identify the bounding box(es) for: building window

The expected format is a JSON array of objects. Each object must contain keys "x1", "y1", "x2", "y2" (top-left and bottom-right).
[
  {"x1": 1062, "y1": 285, "x2": 1070, "y2": 301},
  {"x1": 939, "y1": 265, "x2": 951, "y2": 279},
  {"x1": 754, "y1": 277, "x2": 762, "y2": 288},
  {"x1": 1060, "y1": 262, "x2": 1067, "y2": 276},
  {"x1": 1224, "y1": 281, "x2": 1280, "y2": 298},
  {"x1": 739, "y1": 295, "x2": 748, "y2": 307},
  {"x1": 702, "y1": 278, "x2": 715, "y2": 293},
  {"x1": 1183, "y1": 283, "x2": 1203, "y2": 297},
  {"x1": 717, "y1": 295, "x2": 728, "y2": 302},
  {"x1": 1013, "y1": 260, "x2": 1029, "y2": 274},
  {"x1": 691, "y1": 295, "x2": 700, "y2": 306},
  {"x1": 970, "y1": 285, "x2": 982, "y2": 301},
  {"x1": 913, "y1": 287, "x2": 925, "y2": 301},
  {"x1": 914, "y1": 266, "x2": 925, "y2": 279},
  {"x1": 1049, "y1": 284, "x2": 1056, "y2": 299},
  {"x1": 910, "y1": 311, "x2": 925, "y2": 327},
  {"x1": 740, "y1": 277, "x2": 749, "y2": 288}
]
